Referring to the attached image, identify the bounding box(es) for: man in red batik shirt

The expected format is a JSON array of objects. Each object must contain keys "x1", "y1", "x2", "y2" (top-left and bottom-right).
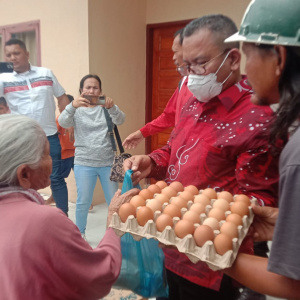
[
  {"x1": 124, "y1": 15, "x2": 281, "y2": 300},
  {"x1": 122, "y1": 28, "x2": 189, "y2": 150}
]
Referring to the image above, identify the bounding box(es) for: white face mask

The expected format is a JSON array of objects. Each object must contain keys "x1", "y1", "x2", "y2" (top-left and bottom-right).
[{"x1": 187, "y1": 51, "x2": 232, "y2": 102}]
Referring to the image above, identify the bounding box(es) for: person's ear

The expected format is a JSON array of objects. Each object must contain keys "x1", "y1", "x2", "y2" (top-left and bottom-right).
[
  {"x1": 228, "y1": 48, "x2": 241, "y2": 71},
  {"x1": 16, "y1": 164, "x2": 32, "y2": 189},
  {"x1": 274, "y1": 45, "x2": 287, "y2": 77}
]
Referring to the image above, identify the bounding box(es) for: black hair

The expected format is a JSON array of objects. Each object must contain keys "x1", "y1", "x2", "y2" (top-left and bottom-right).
[
  {"x1": 66, "y1": 94, "x2": 74, "y2": 103},
  {"x1": 79, "y1": 74, "x2": 102, "y2": 94},
  {"x1": 269, "y1": 46, "x2": 300, "y2": 144},
  {"x1": 0, "y1": 97, "x2": 7, "y2": 106},
  {"x1": 174, "y1": 28, "x2": 184, "y2": 45},
  {"x1": 183, "y1": 14, "x2": 240, "y2": 50},
  {"x1": 5, "y1": 38, "x2": 27, "y2": 51}
]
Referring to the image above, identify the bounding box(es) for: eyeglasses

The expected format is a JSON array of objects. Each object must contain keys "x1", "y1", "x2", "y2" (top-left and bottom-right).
[
  {"x1": 181, "y1": 50, "x2": 230, "y2": 75},
  {"x1": 176, "y1": 64, "x2": 189, "y2": 76}
]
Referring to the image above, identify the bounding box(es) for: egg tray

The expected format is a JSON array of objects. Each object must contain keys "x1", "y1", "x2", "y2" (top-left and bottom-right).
[{"x1": 109, "y1": 197, "x2": 256, "y2": 271}]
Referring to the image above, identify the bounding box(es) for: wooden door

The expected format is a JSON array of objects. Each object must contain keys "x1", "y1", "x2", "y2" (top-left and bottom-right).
[{"x1": 146, "y1": 20, "x2": 192, "y2": 154}]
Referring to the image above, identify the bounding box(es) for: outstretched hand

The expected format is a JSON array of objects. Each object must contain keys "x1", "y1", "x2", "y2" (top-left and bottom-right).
[{"x1": 122, "y1": 130, "x2": 144, "y2": 150}]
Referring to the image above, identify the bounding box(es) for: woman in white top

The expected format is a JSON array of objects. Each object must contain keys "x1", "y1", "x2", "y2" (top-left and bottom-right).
[{"x1": 58, "y1": 74, "x2": 125, "y2": 237}]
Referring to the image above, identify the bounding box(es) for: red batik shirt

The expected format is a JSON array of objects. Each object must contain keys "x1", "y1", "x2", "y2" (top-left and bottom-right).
[{"x1": 148, "y1": 77, "x2": 280, "y2": 290}]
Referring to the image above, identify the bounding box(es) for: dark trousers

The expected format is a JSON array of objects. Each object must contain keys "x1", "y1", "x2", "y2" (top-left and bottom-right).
[
  {"x1": 48, "y1": 134, "x2": 68, "y2": 215},
  {"x1": 157, "y1": 269, "x2": 240, "y2": 300}
]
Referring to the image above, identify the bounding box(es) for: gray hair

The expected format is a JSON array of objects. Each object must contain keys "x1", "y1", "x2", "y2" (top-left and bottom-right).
[
  {"x1": 183, "y1": 14, "x2": 240, "y2": 50},
  {"x1": 0, "y1": 114, "x2": 47, "y2": 186}
]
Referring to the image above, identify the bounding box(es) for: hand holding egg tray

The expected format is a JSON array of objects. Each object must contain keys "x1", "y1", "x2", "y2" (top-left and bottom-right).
[{"x1": 109, "y1": 183, "x2": 256, "y2": 271}]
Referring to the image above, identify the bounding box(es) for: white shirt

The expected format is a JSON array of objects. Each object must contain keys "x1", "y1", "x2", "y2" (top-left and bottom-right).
[{"x1": 0, "y1": 66, "x2": 65, "y2": 136}]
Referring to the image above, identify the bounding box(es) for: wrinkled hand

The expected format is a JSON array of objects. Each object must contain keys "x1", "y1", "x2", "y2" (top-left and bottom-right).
[
  {"x1": 123, "y1": 155, "x2": 154, "y2": 185},
  {"x1": 122, "y1": 130, "x2": 144, "y2": 150},
  {"x1": 107, "y1": 188, "x2": 140, "y2": 226},
  {"x1": 66, "y1": 127, "x2": 74, "y2": 141},
  {"x1": 248, "y1": 205, "x2": 278, "y2": 242}
]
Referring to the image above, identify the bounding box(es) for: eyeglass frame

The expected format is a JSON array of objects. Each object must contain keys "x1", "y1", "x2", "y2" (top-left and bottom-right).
[
  {"x1": 181, "y1": 49, "x2": 231, "y2": 75},
  {"x1": 176, "y1": 63, "x2": 189, "y2": 76}
]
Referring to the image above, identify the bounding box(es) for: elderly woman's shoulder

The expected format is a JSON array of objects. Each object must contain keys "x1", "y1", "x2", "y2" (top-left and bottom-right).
[{"x1": 21, "y1": 203, "x2": 81, "y2": 243}]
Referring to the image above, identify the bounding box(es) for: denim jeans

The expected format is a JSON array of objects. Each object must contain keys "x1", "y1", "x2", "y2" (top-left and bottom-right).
[
  {"x1": 61, "y1": 156, "x2": 74, "y2": 178},
  {"x1": 47, "y1": 134, "x2": 68, "y2": 215},
  {"x1": 74, "y1": 164, "x2": 118, "y2": 233}
]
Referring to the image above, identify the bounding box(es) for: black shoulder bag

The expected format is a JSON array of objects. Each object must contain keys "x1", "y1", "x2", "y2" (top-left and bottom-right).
[{"x1": 103, "y1": 108, "x2": 131, "y2": 182}]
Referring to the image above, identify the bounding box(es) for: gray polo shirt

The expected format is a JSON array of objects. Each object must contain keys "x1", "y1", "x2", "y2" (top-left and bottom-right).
[{"x1": 268, "y1": 126, "x2": 300, "y2": 280}]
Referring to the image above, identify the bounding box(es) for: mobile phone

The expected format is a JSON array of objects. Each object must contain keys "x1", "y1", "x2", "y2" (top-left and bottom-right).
[
  {"x1": 0, "y1": 62, "x2": 14, "y2": 73},
  {"x1": 83, "y1": 95, "x2": 106, "y2": 105}
]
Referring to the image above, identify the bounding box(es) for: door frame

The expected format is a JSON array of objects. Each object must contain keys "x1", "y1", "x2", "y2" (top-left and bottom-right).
[{"x1": 145, "y1": 19, "x2": 192, "y2": 153}]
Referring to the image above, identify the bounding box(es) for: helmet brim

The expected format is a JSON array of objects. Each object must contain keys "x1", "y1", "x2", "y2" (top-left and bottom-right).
[{"x1": 225, "y1": 32, "x2": 246, "y2": 43}]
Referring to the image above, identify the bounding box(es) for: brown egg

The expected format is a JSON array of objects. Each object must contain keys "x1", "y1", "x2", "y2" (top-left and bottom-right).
[
  {"x1": 182, "y1": 210, "x2": 201, "y2": 224},
  {"x1": 217, "y1": 191, "x2": 233, "y2": 203},
  {"x1": 147, "y1": 184, "x2": 161, "y2": 195},
  {"x1": 146, "y1": 199, "x2": 162, "y2": 213},
  {"x1": 139, "y1": 188, "x2": 154, "y2": 200},
  {"x1": 201, "y1": 188, "x2": 217, "y2": 200},
  {"x1": 130, "y1": 195, "x2": 146, "y2": 208},
  {"x1": 213, "y1": 199, "x2": 230, "y2": 212},
  {"x1": 155, "y1": 213, "x2": 173, "y2": 232},
  {"x1": 154, "y1": 193, "x2": 170, "y2": 205},
  {"x1": 178, "y1": 190, "x2": 194, "y2": 202},
  {"x1": 230, "y1": 201, "x2": 249, "y2": 217},
  {"x1": 161, "y1": 186, "x2": 178, "y2": 198},
  {"x1": 169, "y1": 181, "x2": 184, "y2": 192},
  {"x1": 163, "y1": 203, "x2": 181, "y2": 218},
  {"x1": 170, "y1": 196, "x2": 188, "y2": 209},
  {"x1": 189, "y1": 203, "x2": 206, "y2": 215},
  {"x1": 184, "y1": 185, "x2": 199, "y2": 196},
  {"x1": 234, "y1": 194, "x2": 251, "y2": 206},
  {"x1": 118, "y1": 203, "x2": 136, "y2": 223},
  {"x1": 136, "y1": 206, "x2": 154, "y2": 226},
  {"x1": 220, "y1": 221, "x2": 238, "y2": 239},
  {"x1": 174, "y1": 219, "x2": 195, "y2": 238},
  {"x1": 193, "y1": 225, "x2": 215, "y2": 247},
  {"x1": 226, "y1": 213, "x2": 243, "y2": 227},
  {"x1": 214, "y1": 233, "x2": 233, "y2": 255},
  {"x1": 208, "y1": 208, "x2": 226, "y2": 221},
  {"x1": 155, "y1": 180, "x2": 168, "y2": 189},
  {"x1": 194, "y1": 194, "x2": 211, "y2": 207},
  {"x1": 203, "y1": 217, "x2": 220, "y2": 230}
]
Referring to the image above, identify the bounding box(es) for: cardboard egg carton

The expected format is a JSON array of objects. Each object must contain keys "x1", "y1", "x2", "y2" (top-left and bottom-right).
[{"x1": 109, "y1": 192, "x2": 256, "y2": 271}]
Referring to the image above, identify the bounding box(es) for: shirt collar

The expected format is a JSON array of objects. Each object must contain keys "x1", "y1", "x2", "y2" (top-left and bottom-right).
[
  {"x1": 13, "y1": 64, "x2": 36, "y2": 76},
  {"x1": 217, "y1": 75, "x2": 252, "y2": 111}
]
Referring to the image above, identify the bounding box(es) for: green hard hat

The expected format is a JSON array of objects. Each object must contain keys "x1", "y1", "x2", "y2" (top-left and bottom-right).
[{"x1": 225, "y1": 0, "x2": 300, "y2": 46}]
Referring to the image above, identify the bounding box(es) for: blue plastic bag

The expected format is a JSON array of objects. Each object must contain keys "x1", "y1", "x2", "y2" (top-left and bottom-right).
[
  {"x1": 121, "y1": 170, "x2": 141, "y2": 194},
  {"x1": 114, "y1": 170, "x2": 169, "y2": 298}
]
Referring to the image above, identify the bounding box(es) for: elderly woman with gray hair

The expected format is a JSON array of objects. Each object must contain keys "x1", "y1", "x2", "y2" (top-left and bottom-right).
[{"x1": 0, "y1": 114, "x2": 138, "y2": 300}]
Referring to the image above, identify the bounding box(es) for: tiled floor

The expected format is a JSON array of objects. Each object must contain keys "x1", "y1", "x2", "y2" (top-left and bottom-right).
[{"x1": 44, "y1": 197, "x2": 284, "y2": 300}]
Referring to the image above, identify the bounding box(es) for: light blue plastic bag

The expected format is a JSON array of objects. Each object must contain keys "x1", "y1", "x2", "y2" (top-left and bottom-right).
[
  {"x1": 114, "y1": 170, "x2": 169, "y2": 298},
  {"x1": 121, "y1": 170, "x2": 141, "y2": 194}
]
